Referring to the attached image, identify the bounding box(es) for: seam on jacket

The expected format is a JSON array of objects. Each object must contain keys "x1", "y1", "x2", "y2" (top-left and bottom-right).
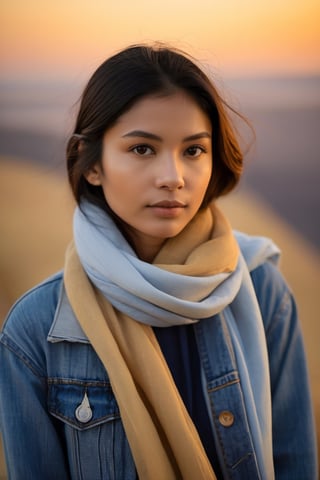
[
  {"x1": 265, "y1": 290, "x2": 292, "y2": 337},
  {"x1": 47, "y1": 377, "x2": 111, "y2": 388},
  {"x1": 0, "y1": 333, "x2": 47, "y2": 380},
  {"x1": 208, "y1": 378, "x2": 240, "y2": 393}
]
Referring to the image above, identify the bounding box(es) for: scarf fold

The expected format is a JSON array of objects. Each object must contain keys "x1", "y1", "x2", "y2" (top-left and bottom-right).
[
  {"x1": 64, "y1": 201, "x2": 262, "y2": 479},
  {"x1": 73, "y1": 202, "x2": 240, "y2": 327},
  {"x1": 64, "y1": 201, "x2": 241, "y2": 479},
  {"x1": 65, "y1": 242, "x2": 216, "y2": 479}
]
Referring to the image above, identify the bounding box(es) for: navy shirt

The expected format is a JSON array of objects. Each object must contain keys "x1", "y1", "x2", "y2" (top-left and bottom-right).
[{"x1": 154, "y1": 324, "x2": 223, "y2": 478}]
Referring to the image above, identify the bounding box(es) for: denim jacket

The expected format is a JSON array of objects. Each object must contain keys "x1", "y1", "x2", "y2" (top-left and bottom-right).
[{"x1": 0, "y1": 261, "x2": 317, "y2": 479}]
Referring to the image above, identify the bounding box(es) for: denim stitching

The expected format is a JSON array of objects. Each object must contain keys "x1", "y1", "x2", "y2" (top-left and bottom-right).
[
  {"x1": 0, "y1": 333, "x2": 46, "y2": 379},
  {"x1": 47, "y1": 377, "x2": 111, "y2": 388},
  {"x1": 208, "y1": 378, "x2": 240, "y2": 393}
]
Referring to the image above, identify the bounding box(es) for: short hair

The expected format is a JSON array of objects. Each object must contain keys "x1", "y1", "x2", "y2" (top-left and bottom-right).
[{"x1": 66, "y1": 43, "x2": 245, "y2": 211}]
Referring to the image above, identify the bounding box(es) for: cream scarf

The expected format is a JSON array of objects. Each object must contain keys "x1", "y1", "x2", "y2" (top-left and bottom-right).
[{"x1": 64, "y1": 201, "x2": 240, "y2": 479}]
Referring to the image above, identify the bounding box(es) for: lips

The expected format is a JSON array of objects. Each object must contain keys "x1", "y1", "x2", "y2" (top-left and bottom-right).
[{"x1": 149, "y1": 200, "x2": 186, "y2": 208}]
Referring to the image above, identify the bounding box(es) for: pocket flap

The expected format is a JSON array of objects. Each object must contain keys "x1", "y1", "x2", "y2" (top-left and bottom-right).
[{"x1": 48, "y1": 380, "x2": 120, "y2": 430}]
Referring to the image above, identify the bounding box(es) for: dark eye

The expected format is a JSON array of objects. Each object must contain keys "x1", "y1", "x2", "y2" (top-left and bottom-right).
[
  {"x1": 131, "y1": 144, "x2": 154, "y2": 156},
  {"x1": 185, "y1": 145, "x2": 205, "y2": 157}
]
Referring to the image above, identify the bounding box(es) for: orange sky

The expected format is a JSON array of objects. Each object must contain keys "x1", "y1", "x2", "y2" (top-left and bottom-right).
[{"x1": 1, "y1": 0, "x2": 320, "y2": 81}]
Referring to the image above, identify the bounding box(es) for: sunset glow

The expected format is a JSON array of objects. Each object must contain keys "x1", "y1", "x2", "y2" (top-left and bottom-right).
[{"x1": 1, "y1": 0, "x2": 320, "y2": 80}]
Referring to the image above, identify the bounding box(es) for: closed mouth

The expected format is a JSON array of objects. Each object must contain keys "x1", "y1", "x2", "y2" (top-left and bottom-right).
[{"x1": 149, "y1": 200, "x2": 186, "y2": 208}]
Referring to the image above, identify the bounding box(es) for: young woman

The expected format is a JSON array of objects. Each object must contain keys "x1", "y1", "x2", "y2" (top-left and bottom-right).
[{"x1": 0, "y1": 44, "x2": 317, "y2": 479}]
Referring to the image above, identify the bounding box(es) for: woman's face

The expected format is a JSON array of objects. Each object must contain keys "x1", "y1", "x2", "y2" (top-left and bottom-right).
[{"x1": 86, "y1": 90, "x2": 212, "y2": 261}]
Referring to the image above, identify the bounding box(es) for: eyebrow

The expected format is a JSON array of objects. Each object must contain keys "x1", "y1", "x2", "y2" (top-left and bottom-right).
[{"x1": 122, "y1": 130, "x2": 211, "y2": 142}]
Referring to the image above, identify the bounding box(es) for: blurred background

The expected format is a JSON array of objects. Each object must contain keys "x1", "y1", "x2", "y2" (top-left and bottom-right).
[{"x1": 0, "y1": 0, "x2": 319, "y2": 477}]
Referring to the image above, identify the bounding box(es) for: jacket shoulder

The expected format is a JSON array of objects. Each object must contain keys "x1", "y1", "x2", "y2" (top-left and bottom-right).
[
  {"x1": 1, "y1": 272, "x2": 63, "y2": 350},
  {"x1": 250, "y1": 261, "x2": 293, "y2": 332}
]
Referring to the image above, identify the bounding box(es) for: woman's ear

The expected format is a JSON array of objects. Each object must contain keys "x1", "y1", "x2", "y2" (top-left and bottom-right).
[{"x1": 84, "y1": 165, "x2": 102, "y2": 186}]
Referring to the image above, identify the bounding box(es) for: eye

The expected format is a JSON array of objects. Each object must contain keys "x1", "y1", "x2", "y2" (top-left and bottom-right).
[
  {"x1": 185, "y1": 145, "x2": 206, "y2": 158},
  {"x1": 130, "y1": 144, "x2": 154, "y2": 156}
]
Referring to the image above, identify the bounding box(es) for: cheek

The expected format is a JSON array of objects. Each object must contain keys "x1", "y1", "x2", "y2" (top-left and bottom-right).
[
  {"x1": 192, "y1": 167, "x2": 212, "y2": 203},
  {"x1": 100, "y1": 167, "x2": 139, "y2": 212},
  {"x1": 195, "y1": 163, "x2": 212, "y2": 189},
  {"x1": 101, "y1": 159, "x2": 129, "y2": 190}
]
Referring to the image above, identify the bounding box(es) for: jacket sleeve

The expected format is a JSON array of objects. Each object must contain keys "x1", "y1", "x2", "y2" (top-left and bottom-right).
[
  {"x1": 251, "y1": 261, "x2": 318, "y2": 479},
  {"x1": 0, "y1": 307, "x2": 70, "y2": 479}
]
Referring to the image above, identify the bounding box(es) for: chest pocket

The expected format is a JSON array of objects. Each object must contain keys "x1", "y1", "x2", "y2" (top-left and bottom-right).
[{"x1": 48, "y1": 380, "x2": 137, "y2": 480}]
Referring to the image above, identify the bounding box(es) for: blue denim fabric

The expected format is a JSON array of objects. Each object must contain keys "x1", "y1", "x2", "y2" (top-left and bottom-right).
[{"x1": 0, "y1": 262, "x2": 317, "y2": 479}]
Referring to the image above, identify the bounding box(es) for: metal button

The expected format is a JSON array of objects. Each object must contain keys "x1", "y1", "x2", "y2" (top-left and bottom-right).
[
  {"x1": 75, "y1": 392, "x2": 93, "y2": 423},
  {"x1": 218, "y1": 410, "x2": 234, "y2": 427}
]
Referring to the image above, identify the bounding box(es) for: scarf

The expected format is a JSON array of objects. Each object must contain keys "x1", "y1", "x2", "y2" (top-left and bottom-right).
[
  {"x1": 64, "y1": 201, "x2": 276, "y2": 479},
  {"x1": 71, "y1": 202, "x2": 240, "y2": 327}
]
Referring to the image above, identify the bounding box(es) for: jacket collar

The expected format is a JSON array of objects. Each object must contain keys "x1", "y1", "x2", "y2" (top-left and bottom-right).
[{"x1": 47, "y1": 283, "x2": 90, "y2": 344}]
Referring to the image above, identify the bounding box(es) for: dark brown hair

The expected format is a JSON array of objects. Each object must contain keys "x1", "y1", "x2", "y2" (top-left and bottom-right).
[{"x1": 67, "y1": 43, "x2": 245, "y2": 212}]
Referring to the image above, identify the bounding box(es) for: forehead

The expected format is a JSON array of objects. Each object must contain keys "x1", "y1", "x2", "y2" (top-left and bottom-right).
[
  {"x1": 109, "y1": 91, "x2": 212, "y2": 136},
  {"x1": 106, "y1": 91, "x2": 212, "y2": 137}
]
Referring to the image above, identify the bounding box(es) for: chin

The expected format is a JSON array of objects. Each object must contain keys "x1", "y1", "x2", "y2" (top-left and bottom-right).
[{"x1": 156, "y1": 226, "x2": 187, "y2": 239}]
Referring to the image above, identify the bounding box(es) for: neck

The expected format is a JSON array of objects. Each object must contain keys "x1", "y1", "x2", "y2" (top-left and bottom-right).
[
  {"x1": 106, "y1": 207, "x2": 165, "y2": 262},
  {"x1": 131, "y1": 235, "x2": 166, "y2": 263}
]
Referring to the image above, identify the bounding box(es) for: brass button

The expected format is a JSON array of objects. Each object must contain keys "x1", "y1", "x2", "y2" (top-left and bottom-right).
[{"x1": 218, "y1": 410, "x2": 234, "y2": 427}]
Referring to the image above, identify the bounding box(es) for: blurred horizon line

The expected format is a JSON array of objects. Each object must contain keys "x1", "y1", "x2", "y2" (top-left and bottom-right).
[
  {"x1": 1, "y1": 74, "x2": 319, "y2": 114},
  {"x1": 1, "y1": 72, "x2": 319, "y2": 87}
]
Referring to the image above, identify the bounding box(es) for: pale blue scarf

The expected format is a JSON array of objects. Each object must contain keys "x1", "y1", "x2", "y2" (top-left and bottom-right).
[
  {"x1": 73, "y1": 200, "x2": 280, "y2": 479},
  {"x1": 74, "y1": 201, "x2": 263, "y2": 326}
]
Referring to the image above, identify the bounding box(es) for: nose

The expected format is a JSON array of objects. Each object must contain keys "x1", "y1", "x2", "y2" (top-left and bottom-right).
[{"x1": 155, "y1": 155, "x2": 185, "y2": 190}]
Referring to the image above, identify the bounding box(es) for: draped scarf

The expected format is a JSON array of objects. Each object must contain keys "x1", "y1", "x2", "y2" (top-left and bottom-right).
[
  {"x1": 64, "y1": 200, "x2": 276, "y2": 479},
  {"x1": 71, "y1": 201, "x2": 240, "y2": 327}
]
